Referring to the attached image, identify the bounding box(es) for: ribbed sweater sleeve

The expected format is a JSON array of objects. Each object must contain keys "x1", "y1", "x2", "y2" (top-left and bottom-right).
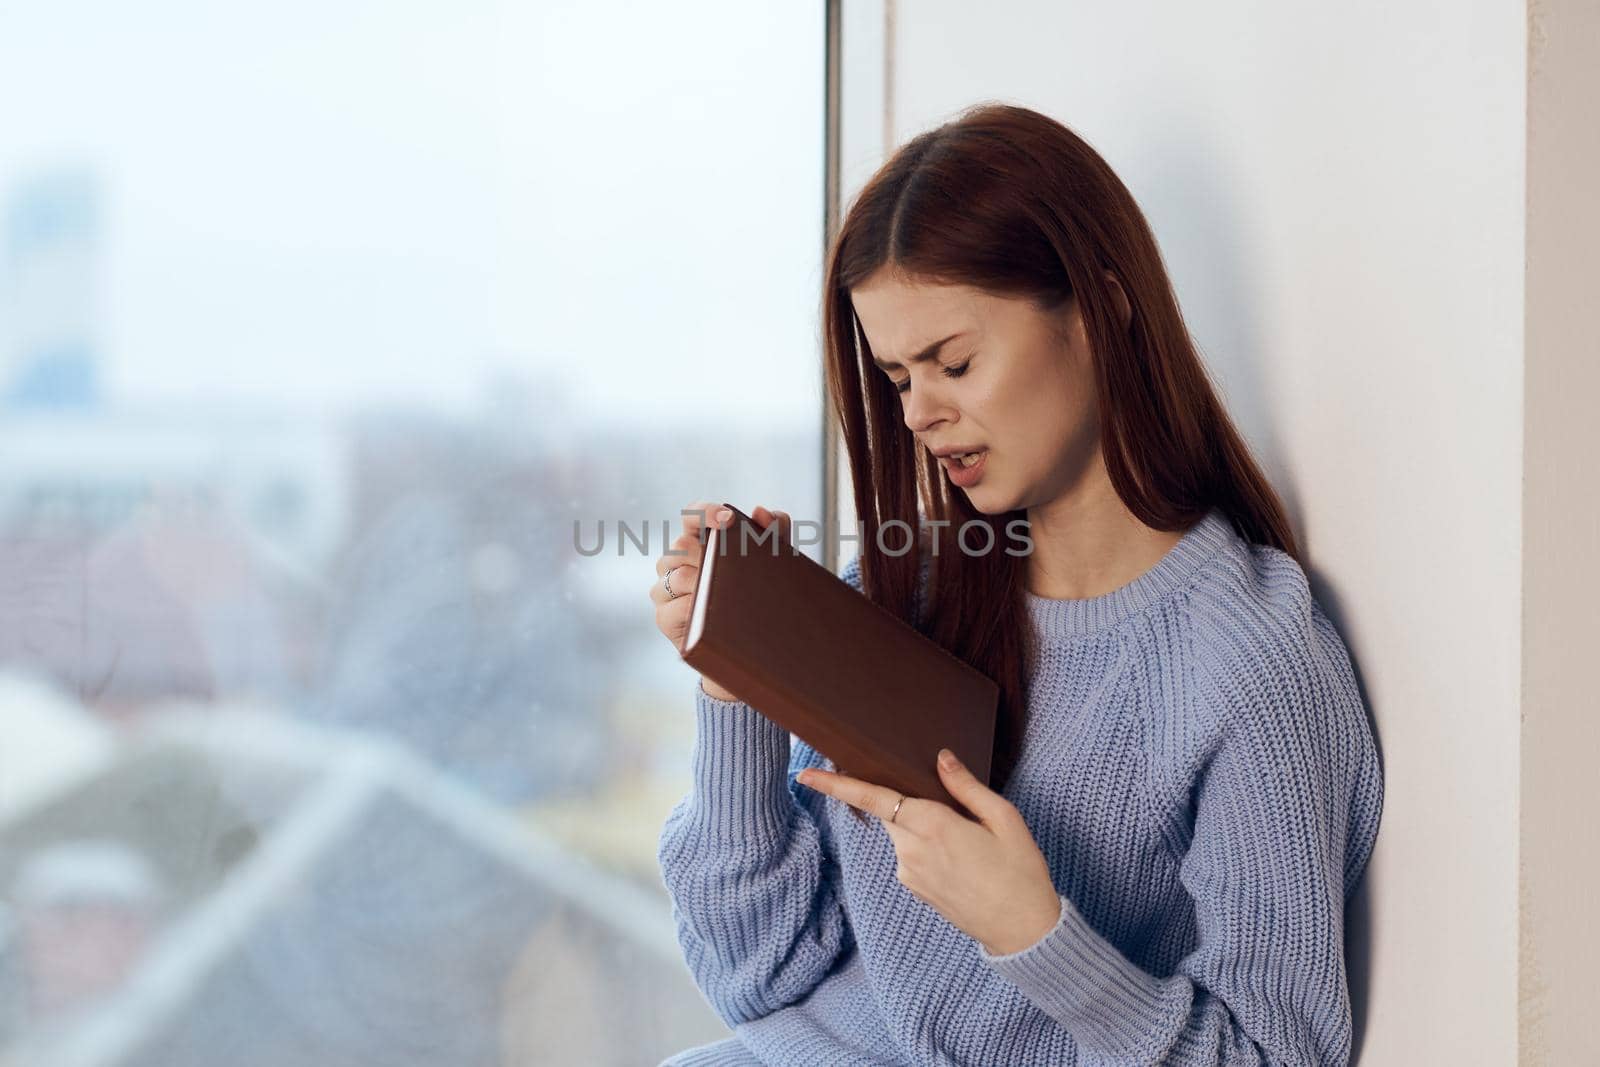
[
  {"x1": 653, "y1": 557, "x2": 862, "y2": 1028},
  {"x1": 977, "y1": 589, "x2": 1381, "y2": 1067}
]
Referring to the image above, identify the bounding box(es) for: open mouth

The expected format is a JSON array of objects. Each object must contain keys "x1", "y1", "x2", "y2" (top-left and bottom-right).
[{"x1": 943, "y1": 450, "x2": 986, "y2": 469}]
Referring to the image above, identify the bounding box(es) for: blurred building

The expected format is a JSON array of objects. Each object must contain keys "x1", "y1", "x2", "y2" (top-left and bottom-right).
[
  {"x1": 0, "y1": 411, "x2": 348, "y2": 713},
  {"x1": 1, "y1": 168, "x2": 102, "y2": 410},
  {"x1": 302, "y1": 413, "x2": 605, "y2": 805},
  {"x1": 0, "y1": 705, "x2": 727, "y2": 1067}
]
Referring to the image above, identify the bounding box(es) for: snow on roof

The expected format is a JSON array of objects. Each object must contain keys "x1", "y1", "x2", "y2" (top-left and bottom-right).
[{"x1": 0, "y1": 671, "x2": 115, "y2": 824}]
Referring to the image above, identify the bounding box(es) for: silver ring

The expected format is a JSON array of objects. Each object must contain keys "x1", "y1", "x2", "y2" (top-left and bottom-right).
[
  {"x1": 663, "y1": 565, "x2": 684, "y2": 600},
  {"x1": 888, "y1": 795, "x2": 904, "y2": 823}
]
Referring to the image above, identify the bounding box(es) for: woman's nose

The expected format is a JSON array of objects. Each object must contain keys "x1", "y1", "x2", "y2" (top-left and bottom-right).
[{"x1": 902, "y1": 386, "x2": 954, "y2": 434}]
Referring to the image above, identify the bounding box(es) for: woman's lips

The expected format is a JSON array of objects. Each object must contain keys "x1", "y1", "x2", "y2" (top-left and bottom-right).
[{"x1": 942, "y1": 449, "x2": 988, "y2": 487}]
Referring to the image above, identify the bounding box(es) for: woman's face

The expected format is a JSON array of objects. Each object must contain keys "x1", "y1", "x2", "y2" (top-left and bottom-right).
[{"x1": 849, "y1": 269, "x2": 1103, "y2": 515}]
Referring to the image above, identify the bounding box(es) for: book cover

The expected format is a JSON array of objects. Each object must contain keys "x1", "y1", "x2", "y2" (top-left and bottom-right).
[{"x1": 680, "y1": 504, "x2": 998, "y2": 812}]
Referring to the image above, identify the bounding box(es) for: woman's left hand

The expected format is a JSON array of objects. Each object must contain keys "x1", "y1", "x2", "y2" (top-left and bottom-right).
[{"x1": 795, "y1": 748, "x2": 1063, "y2": 957}]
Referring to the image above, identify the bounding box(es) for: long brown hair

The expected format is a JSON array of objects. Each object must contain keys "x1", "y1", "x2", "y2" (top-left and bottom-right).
[{"x1": 820, "y1": 103, "x2": 1299, "y2": 820}]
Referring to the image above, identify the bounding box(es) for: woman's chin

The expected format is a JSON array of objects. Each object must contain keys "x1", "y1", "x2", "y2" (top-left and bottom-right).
[{"x1": 959, "y1": 486, "x2": 1010, "y2": 514}]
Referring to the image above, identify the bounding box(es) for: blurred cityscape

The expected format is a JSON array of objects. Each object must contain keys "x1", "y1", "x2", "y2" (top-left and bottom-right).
[{"x1": 0, "y1": 167, "x2": 821, "y2": 1065}]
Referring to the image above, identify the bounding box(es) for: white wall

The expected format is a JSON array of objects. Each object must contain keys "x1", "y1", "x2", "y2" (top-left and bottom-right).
[{"x1": 838, "y1": 1, "x2": 1596, "y2": 1062}]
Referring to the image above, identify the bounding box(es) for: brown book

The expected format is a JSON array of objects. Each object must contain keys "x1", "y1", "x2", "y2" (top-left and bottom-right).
[{"x1": 680, "y1": 503, "x2": 998, "y2": 813}]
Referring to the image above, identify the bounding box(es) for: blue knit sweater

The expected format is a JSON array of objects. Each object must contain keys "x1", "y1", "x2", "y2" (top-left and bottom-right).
[{"x1": 656, "y1": 506, "x2": 1384, "y2": 1067}]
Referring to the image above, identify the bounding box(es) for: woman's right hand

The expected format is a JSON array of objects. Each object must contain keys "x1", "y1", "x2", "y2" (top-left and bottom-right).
[{"x1": 651, "y1": 500, "x2": 790, "y2": 703}]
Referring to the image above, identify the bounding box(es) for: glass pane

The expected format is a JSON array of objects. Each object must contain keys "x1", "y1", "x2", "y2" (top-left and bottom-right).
[{"x1": 0, "y1": 3, "x2": 824, "y2": 1064}]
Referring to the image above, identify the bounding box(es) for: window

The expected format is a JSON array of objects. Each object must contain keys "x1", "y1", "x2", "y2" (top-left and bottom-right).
[{"x1": 0, "y1": 4, "x2": 825, "y2": 1062}]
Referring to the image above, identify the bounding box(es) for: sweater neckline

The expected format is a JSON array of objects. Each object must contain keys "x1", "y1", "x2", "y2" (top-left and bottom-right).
[{"x1": 1024, "y1": 506, "x2": 1235, "y2": 641}]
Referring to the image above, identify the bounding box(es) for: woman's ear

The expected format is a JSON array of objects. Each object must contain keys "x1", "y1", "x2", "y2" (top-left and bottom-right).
[{"x1": 1104, "y1": 270, "x2": 1132, "y2": 334}]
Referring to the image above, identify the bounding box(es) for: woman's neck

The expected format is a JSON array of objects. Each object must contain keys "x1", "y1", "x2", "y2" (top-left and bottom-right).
[{"x1": 1023, "y1": 492, "x2": 1186, "y2": 601}]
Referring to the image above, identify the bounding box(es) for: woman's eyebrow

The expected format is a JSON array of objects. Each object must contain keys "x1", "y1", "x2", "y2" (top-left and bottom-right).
[{"x1": 872, "y1": 331, "x2": 968, "y2": 371}]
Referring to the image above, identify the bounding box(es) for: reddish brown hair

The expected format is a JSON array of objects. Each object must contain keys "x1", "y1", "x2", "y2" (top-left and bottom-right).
[{"x1": 820, "y1": 103, "x2": 1299, "y2": 820}]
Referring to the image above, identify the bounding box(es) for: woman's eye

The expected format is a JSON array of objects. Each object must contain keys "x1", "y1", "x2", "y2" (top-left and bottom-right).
[{"x1": 893, "y1": 362, "x2": 970, "y2": 394}]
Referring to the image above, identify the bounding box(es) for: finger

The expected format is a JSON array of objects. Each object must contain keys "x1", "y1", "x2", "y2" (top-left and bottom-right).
[
  {"x1": 796, "y1": 768, "x2": 907, "y2": 823},
  {"x1": 762, "y1": 506, "x2": 793, "y2": 544},
  {"x1": 679, "y1": 501, "x2": 736, "y2": 545},
  {"x1": 749, "y1": 505, "x2": 793, "y2": 549},
  {"x1": 649, "y1": 562, "x2": 698, "y2": 604},
  {"x1": 656, "y1": 536, "x2": 702, "y2": 576},
  {"x1": 935, "y1": 748, "x2": 1015, "y2": 830}
]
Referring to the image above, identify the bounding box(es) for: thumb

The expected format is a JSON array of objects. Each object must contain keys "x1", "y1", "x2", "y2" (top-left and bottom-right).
[
  {"x1": 936, "y1": 748, "x2": 1009, "y2": 828},
  {"x1": 756, "y1": 505, "x2": 793, "y2": 544}
]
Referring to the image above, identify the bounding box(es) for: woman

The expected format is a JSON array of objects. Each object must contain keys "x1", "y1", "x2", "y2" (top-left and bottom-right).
[{"x1": 650, "y1": 102, "x2": 1383, "y2": 1066}]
